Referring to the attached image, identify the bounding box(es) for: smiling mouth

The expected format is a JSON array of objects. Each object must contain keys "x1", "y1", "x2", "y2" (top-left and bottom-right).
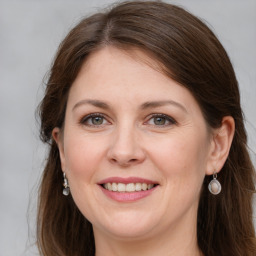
[{"x1": 101, "y1": 182, "x2": 158, "y2": 192}]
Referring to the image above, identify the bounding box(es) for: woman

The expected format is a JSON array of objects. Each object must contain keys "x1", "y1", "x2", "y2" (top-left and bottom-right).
[{"x1": 37, "y1": 1, "x2": 256, "y2": 255}]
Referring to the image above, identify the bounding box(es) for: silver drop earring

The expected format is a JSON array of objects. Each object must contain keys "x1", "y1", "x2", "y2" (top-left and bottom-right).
[
  {"x1": 63, "y1": 172, "x2": 70, "y2": 196},
  {"x1": 208, "y1": 172, "x2": 221, "y2": 195}
]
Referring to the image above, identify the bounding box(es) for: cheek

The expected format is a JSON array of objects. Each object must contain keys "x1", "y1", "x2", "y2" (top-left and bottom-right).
[
  {"x1": 64, "y1": 134, "x2": 106, "y2": 183},
  {"x1": 146, "y1": 132, "x2": 209, "y2": 219},
  {"x1": 147, "y1": 131, "x2": 208, "y2": 187},
  {"x1": 63, "y1": 134, "x2": 108, "y2": 220}
]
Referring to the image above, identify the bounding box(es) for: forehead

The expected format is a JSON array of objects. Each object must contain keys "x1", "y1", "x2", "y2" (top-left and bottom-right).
[
  {"x1": 78, "y1": 46, "x2": 165, "y2": 86},
  {"x1": 67, "y1": 46, "x2": 200, "y2": 113},
  {"x1": 71, "y1": 47, "x2": 172, "y2": 94},
  {"x1": 85, "y1": 45, "x2": 164, "y2": 73}
]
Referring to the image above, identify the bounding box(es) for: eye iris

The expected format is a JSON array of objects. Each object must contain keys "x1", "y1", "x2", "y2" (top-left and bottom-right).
[
  {"x1": 154, "y1": 117, "x2": 166, "y2": 125},
  {"x1": 92, "y1": 116, "x2": 103, "y2": 125}
]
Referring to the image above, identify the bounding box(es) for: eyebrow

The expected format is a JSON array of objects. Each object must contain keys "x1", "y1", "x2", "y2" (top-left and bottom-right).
[
  {"x1": 72, "y1": 99, "x2": 110, "y2": 111},
  {"x1": 140, "y1": 100, "x2": 188, "y2": 113},
  {"x1": 72, "y1": 99, "x2": 187, "y2": 113}
]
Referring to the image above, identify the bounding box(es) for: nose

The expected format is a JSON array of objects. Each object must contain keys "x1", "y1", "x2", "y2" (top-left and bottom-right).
[{"x1": 107, "y1": 125, "x2": 146, "y2": 167}]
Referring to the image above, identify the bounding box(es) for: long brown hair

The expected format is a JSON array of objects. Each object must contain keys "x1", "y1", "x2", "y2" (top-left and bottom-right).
[{"x1": 37, "y1": 1, "x2": 256, "y2": 255}]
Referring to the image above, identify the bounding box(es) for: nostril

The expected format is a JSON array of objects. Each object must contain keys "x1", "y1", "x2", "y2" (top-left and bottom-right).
[
  {"x1": 110, "y1": 157, "x2": 138, "y2": 166},
  {"x1": 111, "y1": 159, "x2": 117, "y2": 163},
  {"x1": 111, "y1": 158, "x2": 127, "y2": 166}
]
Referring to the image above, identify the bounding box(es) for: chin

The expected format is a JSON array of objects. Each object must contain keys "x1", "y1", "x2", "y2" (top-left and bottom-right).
[
  {"x1": 94, "y1": 210, "x2": 161, "y2": 240},
  {"x1": 103, "y1": 223, "x2": 156, "y2": 240}
]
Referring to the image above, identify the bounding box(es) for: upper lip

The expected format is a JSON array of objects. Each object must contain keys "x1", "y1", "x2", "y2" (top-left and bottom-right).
[{"x1": 98, "y1": 176, "x2": 159, "y2": 185}]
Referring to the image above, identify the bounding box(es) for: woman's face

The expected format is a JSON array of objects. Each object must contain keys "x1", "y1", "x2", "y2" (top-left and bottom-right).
[{"x1": 55, "y1": 47, "x2": 214, "y2": 241}]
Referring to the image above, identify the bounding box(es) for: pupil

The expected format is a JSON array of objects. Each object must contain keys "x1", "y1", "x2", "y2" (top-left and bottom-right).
[
  {"x1": 154, "y1": 117, "x2": 165, "y2": 125},
  {"x1": 92, "y1": 116, "x2": 103, "y2": 125}
]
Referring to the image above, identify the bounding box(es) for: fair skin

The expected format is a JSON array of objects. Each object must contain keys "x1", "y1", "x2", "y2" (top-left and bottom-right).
[{"x1": 53, "y1": 47, "x2": 234, "y2": 256}]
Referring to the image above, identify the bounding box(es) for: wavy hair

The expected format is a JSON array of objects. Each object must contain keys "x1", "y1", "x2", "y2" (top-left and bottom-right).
[{"x1": 37, "y1": 1, "x2": 256, "y2": 255}]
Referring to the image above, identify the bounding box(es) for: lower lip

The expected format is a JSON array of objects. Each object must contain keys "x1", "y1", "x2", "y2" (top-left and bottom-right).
[{"x1": 99, "y1": 185, "x2": 158, "y2": 202}]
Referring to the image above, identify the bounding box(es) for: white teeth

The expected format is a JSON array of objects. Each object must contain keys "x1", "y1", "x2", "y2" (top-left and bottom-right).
[
  {"x1": 103, "y1": 182, "x2": 156, "y2": 192},
  {"x1": 142, "y1": 183, "x2": 147, "y2": 191},
  {"x1": 107, "y1": 183, "x2": 112, "y2": 190},
  {"x1": 147, "y1": 184, "x2": 154, "y2": 190},
  {"x1": 112, "y1": 182, "x2": 118, "y2": 191},
  {"x1": 117, "y1": 183, "x2": 126, "y2": 192},
  {"x1": 135, "y1": 183, "x2": 142, "y2": 191},
  {"x1": 126, "y1": 183, "x2": 135, "y2": 192}
]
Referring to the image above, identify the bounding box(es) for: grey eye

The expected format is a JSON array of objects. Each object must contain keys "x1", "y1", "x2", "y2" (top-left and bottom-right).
[
  {"x1": 147, "y1": 114, "x2": 176, "y2": 127},
  {"x1": 91, "y1": 116, "x2": 104, "y2": 125},
  {"x1": 154, "y1": 117, "x2": 167, "y2": 125},
  {"x1": 81, "y1": 114, "x2": 109, "y2": 126}
]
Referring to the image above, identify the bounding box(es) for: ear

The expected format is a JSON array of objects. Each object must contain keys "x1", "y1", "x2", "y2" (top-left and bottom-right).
[
  {"x1": 52, "y1": 127, "x2": 66, "y2": 171},
  {"x1": 206, "y1": 116, "x2": 235, "y2": 175}
]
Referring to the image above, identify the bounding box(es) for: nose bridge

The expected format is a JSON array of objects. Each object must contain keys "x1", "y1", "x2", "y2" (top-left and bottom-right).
[{"x1": 107, "y1": 120, "x2": 145, "y2": 166}]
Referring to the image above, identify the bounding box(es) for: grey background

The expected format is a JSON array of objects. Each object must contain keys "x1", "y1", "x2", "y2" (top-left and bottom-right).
[{"x1": 0, "y1": 0, "x2": 255, "y2": 255}]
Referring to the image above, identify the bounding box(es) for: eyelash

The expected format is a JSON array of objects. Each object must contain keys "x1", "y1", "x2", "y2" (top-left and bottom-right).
[
  {"x1": 80, "y1": 113, "x2": 110, "y2": 127},
  {"x1": 79, "y1": 113, "x2": 177, "y2": 128},
  {"x1": 145, "y1": 114, "x2": 177, "y2": 127}
]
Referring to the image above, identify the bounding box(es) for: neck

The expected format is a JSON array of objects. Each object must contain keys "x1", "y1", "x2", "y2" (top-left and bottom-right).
[
  {"x1": 95, "y1": 236, "x2": 201, "y2": 256},
  {"x1": 94, "y1": 212, "x2": 202, "y2": 256}
]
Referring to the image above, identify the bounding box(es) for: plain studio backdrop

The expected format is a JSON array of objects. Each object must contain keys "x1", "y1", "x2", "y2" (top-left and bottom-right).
[{"x1": 0, "y1": 0, "x2": 255, "y2": 255}]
